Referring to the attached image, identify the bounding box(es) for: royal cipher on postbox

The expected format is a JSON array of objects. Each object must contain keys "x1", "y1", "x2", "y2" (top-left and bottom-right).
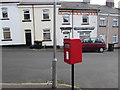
[{"x1": 64, "y1": 38, "x2": 82, "y2": 64}]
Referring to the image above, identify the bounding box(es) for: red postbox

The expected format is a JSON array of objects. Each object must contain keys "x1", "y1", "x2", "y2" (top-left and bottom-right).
[{"x1": 64, "y1": 38, "x2": 82, "y2": 64}]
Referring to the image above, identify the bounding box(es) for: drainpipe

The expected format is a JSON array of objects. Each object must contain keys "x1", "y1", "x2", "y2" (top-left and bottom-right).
[
  {"x1": 106, "y1": 14, "x2": 110, "y2": 48},
  {"x1": 32, "y1": 5, "x2": 36, "y2": 43},
  {"x1": 97, "y1": 7, "x2": 101, "y2": 38},
  {"x1": 72, "y1": 10, "x2": 74, "y2": 38},
  {"x1": 97, "y1": 6, "x2": 101, "y2": 36},
  {"x1": 97, "y1": 11, "x2": 99, "y2": 38}
]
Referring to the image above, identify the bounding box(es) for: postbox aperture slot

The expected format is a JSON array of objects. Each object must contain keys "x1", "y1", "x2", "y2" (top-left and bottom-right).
[{"x1": 65, "y1": 43, "x2": 70, "y2": 48}]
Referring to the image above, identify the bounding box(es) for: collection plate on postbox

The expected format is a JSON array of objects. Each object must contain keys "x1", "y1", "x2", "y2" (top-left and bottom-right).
[{"x1": 64, "y1": 38, "x2": 82, "y2": 64}]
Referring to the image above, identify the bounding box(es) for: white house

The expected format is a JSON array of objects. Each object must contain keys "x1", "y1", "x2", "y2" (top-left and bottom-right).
[
  {"x1": 0, "y1": 1, "x2": 23, "y2": 46},
  {"x1": 0, "y1": 0, "x2": 118, "y2": 47},
  {"x1": 57, "y1": 2, "x2": 98, "y2": 46},
  {"x1": 18, "y1": 1, "x2": 61, "y2": 46}
]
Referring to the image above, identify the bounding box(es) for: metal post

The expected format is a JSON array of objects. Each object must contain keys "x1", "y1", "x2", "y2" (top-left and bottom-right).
[
  {"x1": 71, "y1": 64, "x2": 74, "y2": 90},
  {"x1": 52, "y1": 0, "x2": 57, "y2": 88},
  {"x1": 71, "y1": 10, "x2": 74, "y2": 90}
]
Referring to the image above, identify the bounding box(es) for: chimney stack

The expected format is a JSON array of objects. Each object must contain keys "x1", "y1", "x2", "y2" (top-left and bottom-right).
[
  {"x1": 83, "y1": 0, "x2": 90, "y2": 4},
  {"x1": 106, "y1": 0, "x2": 114, "y2": 7}
]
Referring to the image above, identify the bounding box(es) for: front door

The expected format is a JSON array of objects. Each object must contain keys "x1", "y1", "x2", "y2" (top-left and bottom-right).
[{"x1": 25, "y1": 30, "x2": 32, "y2": 46}]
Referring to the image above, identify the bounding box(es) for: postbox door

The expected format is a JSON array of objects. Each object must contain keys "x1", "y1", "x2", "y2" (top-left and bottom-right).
[{"x1": 64, "y1": 43, "x2": 71, "y2": 63}]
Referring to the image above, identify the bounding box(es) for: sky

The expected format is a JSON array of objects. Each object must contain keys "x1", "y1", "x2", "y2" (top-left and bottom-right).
[{"x1": 60, "y1": 0, "x2": 120, "y2": 7}]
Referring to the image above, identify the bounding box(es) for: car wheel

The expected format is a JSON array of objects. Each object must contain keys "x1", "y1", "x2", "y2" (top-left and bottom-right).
[{"x1": 99, "y1": 47, "x2": 104, "y2": 53}]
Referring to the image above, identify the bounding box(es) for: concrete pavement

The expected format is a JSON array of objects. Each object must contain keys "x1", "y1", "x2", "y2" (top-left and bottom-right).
[{"x1": 1, "y1": 83, "x2": 81, "y2": 90}]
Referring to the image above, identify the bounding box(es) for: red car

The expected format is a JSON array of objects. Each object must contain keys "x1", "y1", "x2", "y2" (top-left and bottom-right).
[{"x1": 82, "y1": 38, "x2": 106, "y2": 53}]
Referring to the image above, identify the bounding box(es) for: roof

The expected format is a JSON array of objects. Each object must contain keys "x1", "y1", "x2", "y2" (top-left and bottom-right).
[
  {"x1": 60, "y1": 2, "x2": 118, "y2": 14},
  {"x1": 19, "y1": 0, "x2": 61, "y2": 5}
]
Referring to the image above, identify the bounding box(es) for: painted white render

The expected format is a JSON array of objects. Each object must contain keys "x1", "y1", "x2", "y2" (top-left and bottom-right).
[
  {"x1": 0, "y1": 3, "x2": 22, "y2": 46},
  {"x1": 18, "y1": 4, "x2": 61, "y2": 46},
  {"x1": 57, "y1": 14, "x2": 98, "y2": 46},
  {"x1": 18, "y1": 5, "x2": 34, "y2": 45}
]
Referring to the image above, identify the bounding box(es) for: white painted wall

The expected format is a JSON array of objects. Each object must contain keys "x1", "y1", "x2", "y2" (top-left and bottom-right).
[
  {"x1": 18, "y1": 5, "x2": 34, "y2": 45},
  {"x1": 0, "y1": 3, "x2": 22, "y2": 45},
  {"x1": 0, "y1": 2, "x2": 98, "y2": 46},
  {"x1": 57, "y1": 13, "x2": 98, "y2": 46},
  {"x1": 18, "y1": 4, "x2": 61, "y2": 46}
]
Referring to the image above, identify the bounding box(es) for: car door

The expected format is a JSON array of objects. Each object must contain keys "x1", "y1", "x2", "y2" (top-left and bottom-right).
[{"x1": 82, "y1": 39, "x2": 91, "y2": 51}]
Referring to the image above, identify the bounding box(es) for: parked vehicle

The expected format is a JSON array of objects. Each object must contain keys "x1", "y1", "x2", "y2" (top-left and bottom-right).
[{"x1": 82, "y1": 38, "x2": 106, "y2": 53}]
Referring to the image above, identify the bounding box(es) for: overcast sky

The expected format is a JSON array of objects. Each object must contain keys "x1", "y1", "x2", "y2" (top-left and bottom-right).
[{"x1": 60, "y1": 0, "x2": 120, "y2": 7}]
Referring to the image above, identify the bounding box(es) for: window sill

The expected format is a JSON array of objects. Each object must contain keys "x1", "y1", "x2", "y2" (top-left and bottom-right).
[
  {"x1": 112, "y1": 26, "x2": 119, "y2": 28},
  {"x1": 2, "y1": 39, "x2": 12, "y2": 41},
  {"x1": 81, "y1": 23, "x2": 89, "y2": 25},
  {"x1": 43, "y1": 40, "x2": 52, "y2": 42},
  {"x1": 99, "y1": 25, "x2": 106, "y2": 27},
  {"x1": 113, "y1": 42, "x2": 118, "y2": 44},
  {"x1": 62, "y1": 23, "x2": 70, "y2": 25},
  {"x1": 41, "y1": 19, "x2": 51, "y2": 21},
  {"x1": 1, "y1": 18, "x2": 10, "y2": 20},
  {"x1": 22, "y1": 20, "x2": 31, "y2": 22}
]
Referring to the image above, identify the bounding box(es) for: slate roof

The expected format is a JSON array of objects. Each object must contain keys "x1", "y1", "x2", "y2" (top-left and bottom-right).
[{"x1": 60, "y1": 2, "x2": 118, "y2": 14}]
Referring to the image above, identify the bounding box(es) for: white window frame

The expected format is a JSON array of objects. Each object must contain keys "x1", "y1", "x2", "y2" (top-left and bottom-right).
[
  {"x1": 82, "y1": 14, "x2": 89, "y2": 24},
  {"x1": 2, "y1": 7, "x2": 8, "y2": 19},
  {"x1": 3, "y1": 28, "x2": 11, "y2": 40},
  {"x1": 79, "y1": 31, "x2": 91, "y2": 40},
  {"x1": 43, "y1": 29, "x2": 51, "y2": 41},
  {"x1": 43, "y1": 9, "x2": 49, "y2": 20},
  {"x1": 112, "y1": 35, "x2": 118, "y2": 43},
  {"x1": 62, "y1": 14, "x2": 70, "y2": 24},
  {"x1": 100, "y1": 18, "x2": 106, "y2": 26},
  {"x1": 113, "y1": 19, "x2": 118, "y2": 26},
  {"x1": 23, "y1": 10, "x2": 30, "y2": 20},
  {"x1": 63, "y1": 31, "x2": 70, "y2": 38}
]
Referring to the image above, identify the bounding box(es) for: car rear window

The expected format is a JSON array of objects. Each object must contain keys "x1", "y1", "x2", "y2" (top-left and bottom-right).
[{"x1": 82, "y1": 39, "x2": 105, "y2": 43}]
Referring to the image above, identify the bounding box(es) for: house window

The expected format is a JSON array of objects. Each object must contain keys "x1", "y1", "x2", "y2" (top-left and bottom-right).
[
  {"x1": 82, "y1": 14, "x2": 89, "y2": 24},
  {"x1": 79, "y1": 31, "x2": 90, "y2": 40},
  {"x1": 112, "y1": 35, "x2": 118, "y2": 43},
  {"x1": 100, "y1": 18, "x2": 106, "y2": 26},
  {"x1": 24, "y1": 10, "x2": 30, "y2": 20},
  {"x1": 2, "y1": 7, "x2": 8, "y2": 19},
  {"x1": 63, "y1": 31, "x2": 70, "y2": 38},
  {"x1": 3, "y1": 28, "x2": 11, "y2": 40},
  {"x1": 43, "y1": 29, "x2": 51, "y2": 41},
  {"x1": 63, "y1": 14, "x2": 70, "y2": 24},
  {"x1": 43, "y1": 9, "x2": 49, "y2": 20},
  {"x1": 113, "y1": 19, "x2": 118, "y2": 26}
]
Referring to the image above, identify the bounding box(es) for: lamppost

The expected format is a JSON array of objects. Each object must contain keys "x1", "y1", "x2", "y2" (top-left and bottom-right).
[{"x1": 52, "y1": 0, "x2": 57, "y2": 88}]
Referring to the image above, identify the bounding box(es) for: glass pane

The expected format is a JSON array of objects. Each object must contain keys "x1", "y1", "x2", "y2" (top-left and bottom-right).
[
  {"x1": 2, "y1": 8, "x2": 7, "y2": 11},
  {"x1": 2, "y1": 12, "x2": 8, "y2": 18},
  {"x1": 43, "y1": 14, "x2": 49, "y2": 19},
  {"x1": 83, "y1": 18, "x2": 87, "y2": 23},
  {"x1": 24, "y1": 11, "x2": 29, "y2": 13},
  {"x1": 44, "y1": 33, "x2": 50, "y2": 40},
  {"x1": 24, "y1": 14, "x2": 30, "y2": 20},
  {"x1": 43, "y1": 30, "x2": 50, "y2": 32},
  {"x1": 113, "y1": 21, "x2": 118, "y2": 26},
  {"x1": 63, "y1": 17, "x2": 69, "y2": 22},
  {"x1": 4, "y1": 32, "x2": 11, "y2": 39},
  {"x1": 43, "y1": 9, "x2": 49, "y2": 12},
  {"x1": 100, "y1": 20, "x2": 105, "y2": 25}
]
